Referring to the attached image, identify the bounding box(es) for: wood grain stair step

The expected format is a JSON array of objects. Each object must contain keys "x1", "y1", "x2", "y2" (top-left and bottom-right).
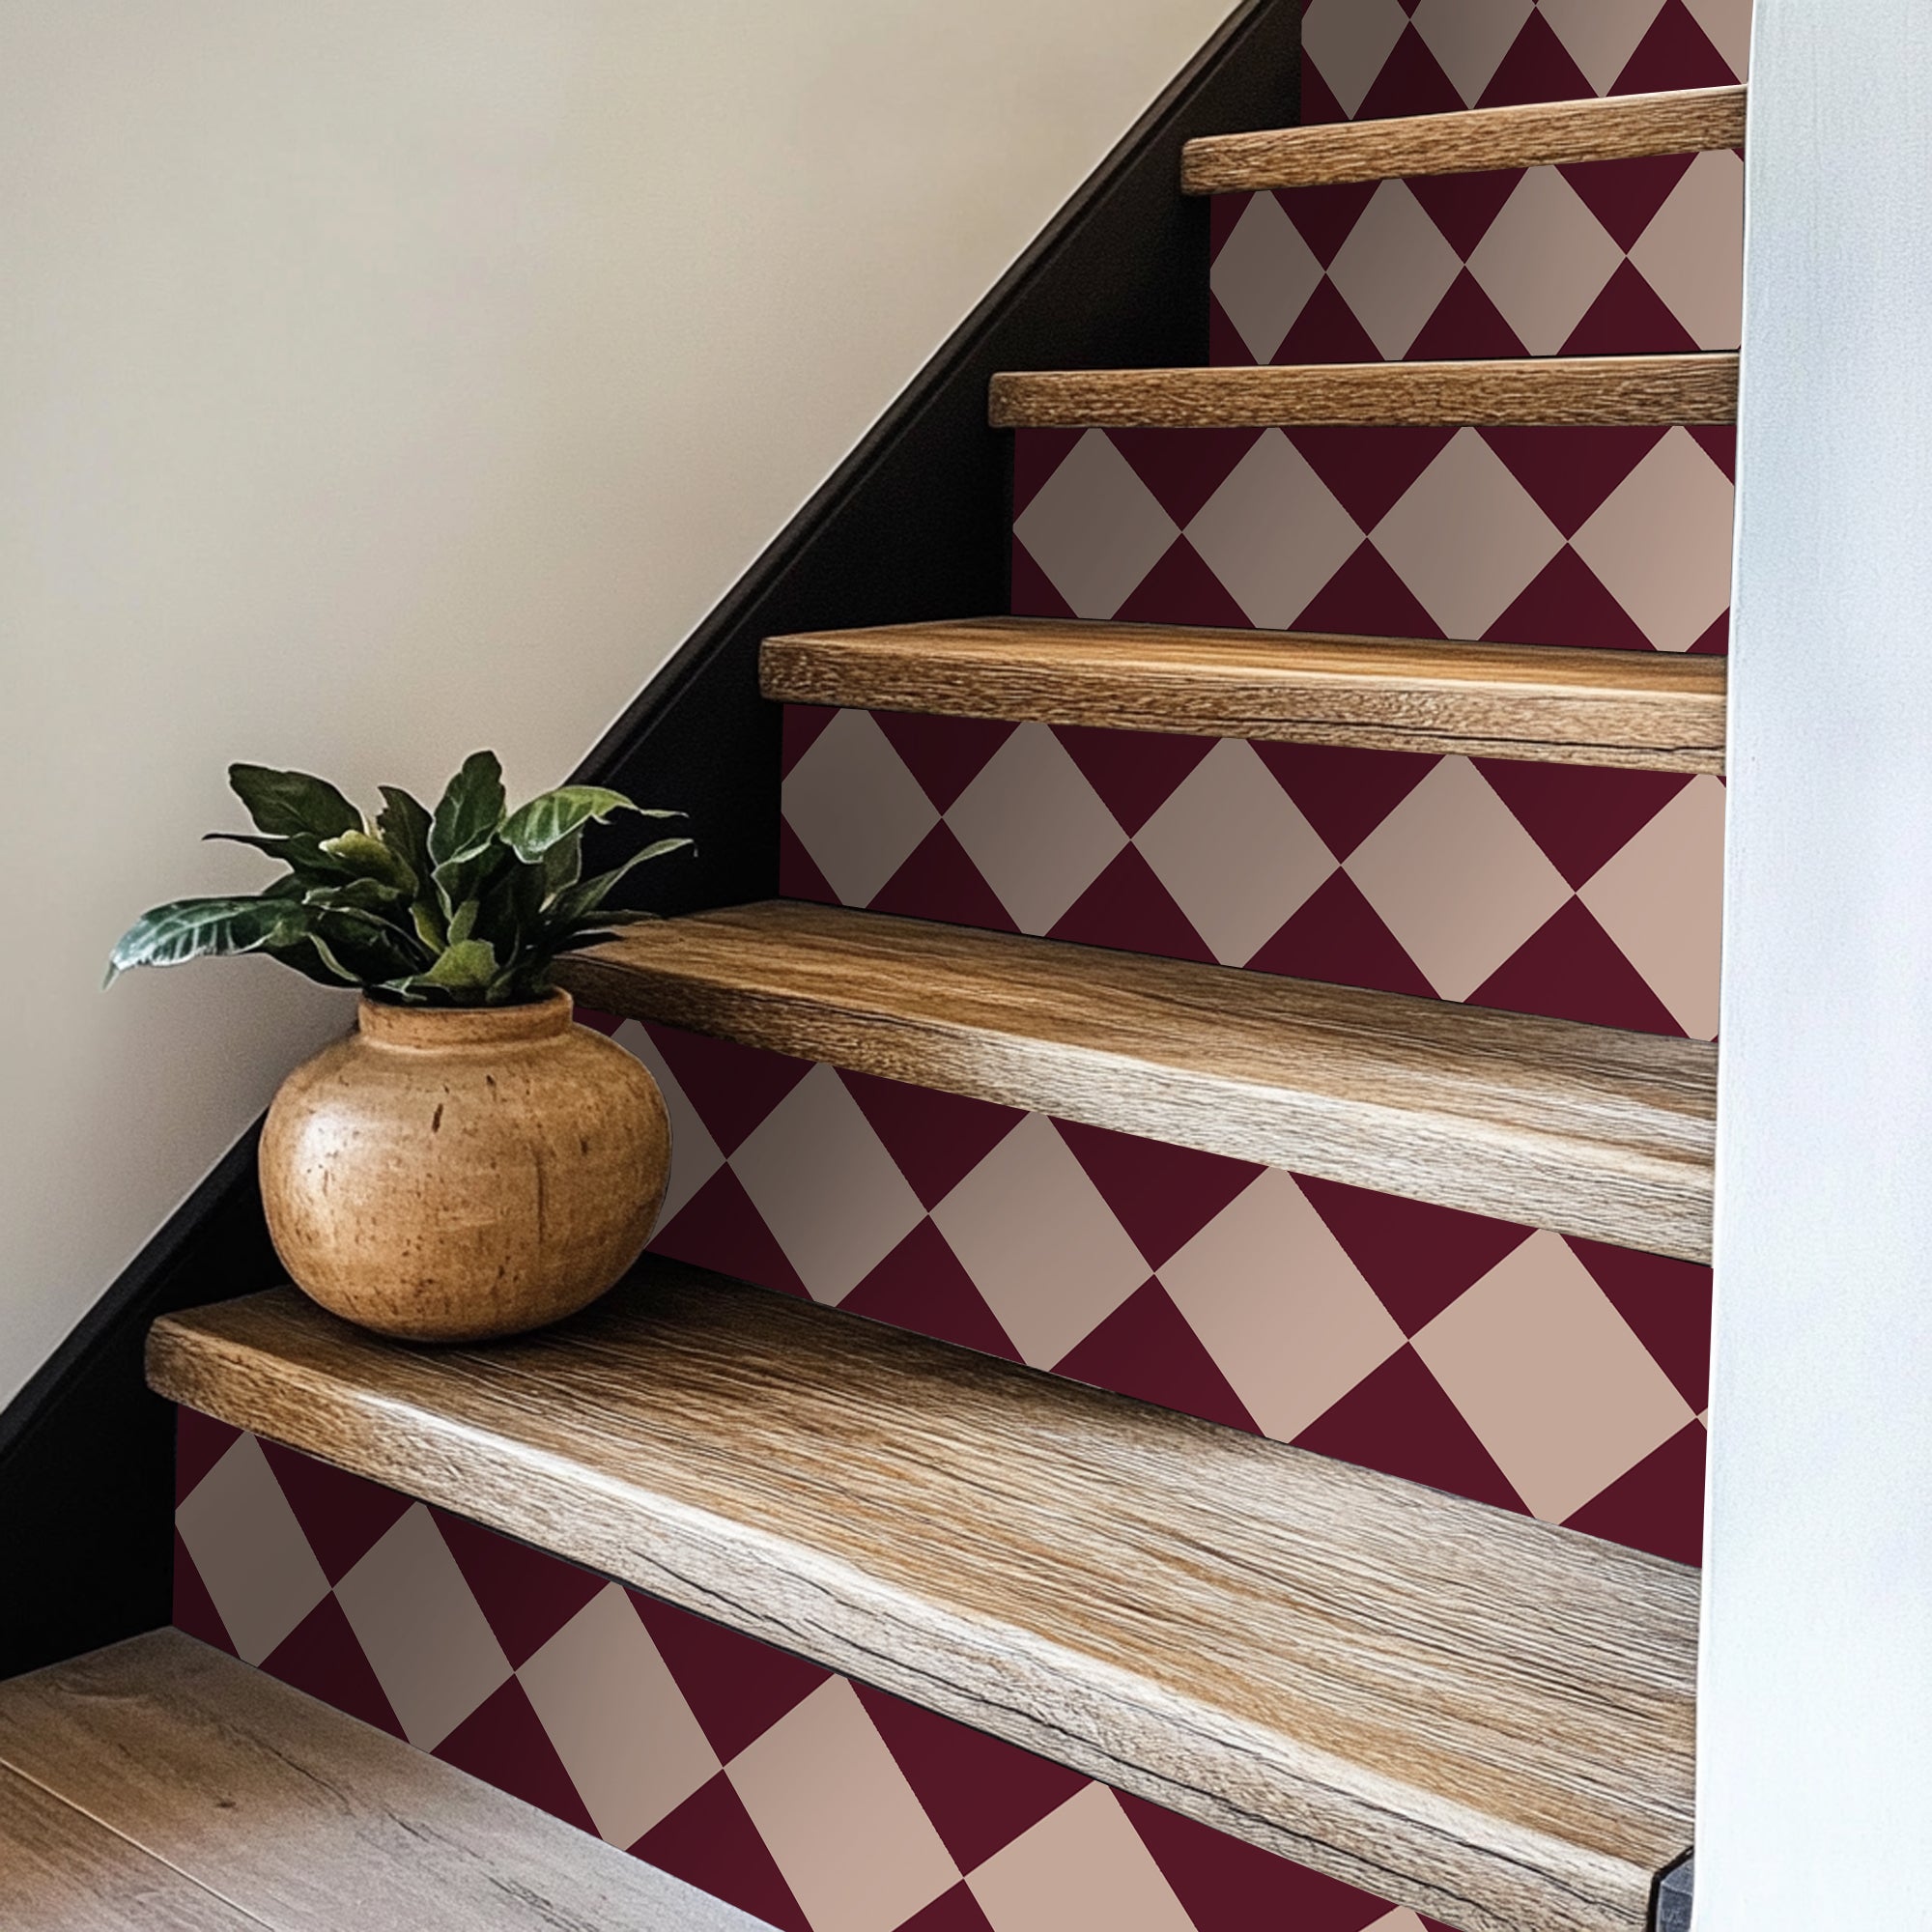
[
  {"x1": 0, "y1": 1629, "x2": 768, "y2": 1932},
  {"x1": 147, "y1": 1265, "x2": 1699, "y2": 1932},
  {"x1": 1181, "y1": 84, "x2": 1747, "y2": 193},
  {"x1": 988, "y1": 354, "x2": 1739, "y2": 429},
  {"x1": 761, "y1": 618, "x2": 1728, "y2": 774},
  {"x1": 557, "y1": 901, "x2": 1717, "y2": 1262}
]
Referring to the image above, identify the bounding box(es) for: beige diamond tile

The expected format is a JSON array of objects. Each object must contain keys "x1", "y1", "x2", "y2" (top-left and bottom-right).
[
  {"x1": 1212, "y1": 191, "x2": 1323, "y2": 365},
  {"x1": 727, "y1": 1680, "x2": 957, "y2": 1932},
  {"x1": 1683, "y1": 0, "x2": 1753, "y2": 75},
  {"x1": 1579, "y1": 774, "x2": 1726, "y2": 1040},
  {"x1": 175, "y1": 1434, "x2": 329, "y2": 1667},
  {"x1": 1410, "y1": 0, "x2": 1535, "y2": 105},
  {"x1": 1133, "y1": 740, "x2": 1336, "y2": 965},
  {"x1": 1185, "y1": 429, "x2": 1363, "y2": 630},
  {"x1": 1537, "y1": 0, "x2": 1669, "y2": 93},
  {"x1": 1468, "y1": 167, "x2": 1625, "y2": 355},
  {"x1": 1630, "y1": 150, "x2": 1745, "y2": 351},
  {"x1": 782, "y1": 708, "x2": 939, "y2": 906},
  {"x1": 612, "y1": 1021, "x2": 724, "y2": 1232},
  {"x1": 1413, "y1": 1231, "x2": 1694, "y2": 1522},
  {"x1": 947, "y1": 723, "x2": 1128, "y2": 934},
  {"x1": 1345, "y1": 755, "x2": 1572, "y2": 1002},
  {"x1": 931, "y1": 1114, "x2": 1150, "y2": 1367},
  {"x1": 968, "y1": 1785, "x2": 1195, "y2": 1932},
  {"x1": 730, "y1": 1064, "x2": 924, "y2": 1303},
  {"x1": 1372, "y1": 429, "x2": 1565, "y2": 640},
  {"x1": 1300, "y1": 0, "x2": 1411, "y2": 118},
  {"x1": 1362, "y1": 1913, "x2": 1434, "y2": 1932},
  {"x1": 1327, "y1": 181, "x2": 1465, "y2": 361},
  {"x1": 1571, "y1": 428, "x2": 1735, "y2": 652},
  {"x1": 518, "y1": 1582, "x2": 719, "y2": 1849},
  {"x1": 334, "y1": 1504, "x2": 511, "y2": 1749},
  {"x1": 1012, "y1": 429, "x2": 1179, "y2": 619},
  {"x1": 1158, "y1": 1171, "x2": 1405, "y2": 1442}
]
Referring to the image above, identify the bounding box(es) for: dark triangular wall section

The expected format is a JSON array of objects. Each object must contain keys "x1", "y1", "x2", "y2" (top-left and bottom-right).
[{"x1": 0, "y1": 0, "x2": 1299, "y2": 1681}]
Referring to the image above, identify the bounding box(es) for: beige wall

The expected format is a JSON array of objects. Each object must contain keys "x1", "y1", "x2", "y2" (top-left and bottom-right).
[{"x1": 0, "y1": 0, "x2": 1238, "y2": 1407}]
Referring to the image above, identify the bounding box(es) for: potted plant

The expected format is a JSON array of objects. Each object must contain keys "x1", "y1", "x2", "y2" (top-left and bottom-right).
[{"x1": 108, "y1": 753, "x2": 689, "y2": 1343}]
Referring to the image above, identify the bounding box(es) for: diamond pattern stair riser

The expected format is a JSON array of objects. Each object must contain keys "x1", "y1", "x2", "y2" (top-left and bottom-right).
[
  {"x1": 781, "y1": 711, "x2": 1723, "y2": 1040},
  {"x1": 174, "y1": 1417, "x2": 1426, "y2": 1932},
  {"x1": 609, "y1": 1018, "x2": 1711, "y2": 1568}
]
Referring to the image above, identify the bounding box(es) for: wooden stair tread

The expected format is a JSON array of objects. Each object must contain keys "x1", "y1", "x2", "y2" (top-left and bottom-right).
[
  {"x1": 988, "y1": 354, "x2": 1738, "y2": 428},
  {"x1": 761, "y1": 617, "x2": 1728, "y2": 773},
  {"x1": 558, "y1": 900, "x2": 1717, "y2": 1262},
  {"x1": 148, "y1": 1267, "x2": 1699, "y2": 1932},
  {"x1": 0, "y1": 1631, "x2": 770, "y2": 1932},
  {"x1": 1182, "y1": 85, "x2": 1747, "y2": 192}
]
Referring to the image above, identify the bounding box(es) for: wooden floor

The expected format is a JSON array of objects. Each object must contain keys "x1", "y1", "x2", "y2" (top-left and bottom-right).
[
  {"x1": 557, "y1": 900, "x2": 1718, "y2": 1263},
  {"x1": 0, "y1": 1630, "x2": 768, "y2": 1932},
  {"x1": 149, "y1": 1264, "x2": 1699, "y2": 1932},
  {"x1": 760, "y1": 617, "x2": 1730, "y2": 773}
]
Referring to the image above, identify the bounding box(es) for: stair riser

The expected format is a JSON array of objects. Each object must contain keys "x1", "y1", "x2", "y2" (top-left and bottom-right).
[
  {"x1": 170, "y1": 1410, "x2": 1434, "y2": 1932},
  {"x1": 780, "y1": 706, "x2": 1722, "y2": 1041},
  {"x1": 1208, "y1": 151, "x2": 1743, "y2": 368},
  {"x1": 585, "y1": 1014, "x2": 1711, "y2": 1568},
  {"x1": 1011, "y1": 423, "x2": 1735, "y2": 650}
]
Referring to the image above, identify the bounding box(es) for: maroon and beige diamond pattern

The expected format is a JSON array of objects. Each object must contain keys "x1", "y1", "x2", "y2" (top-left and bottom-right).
[
  {"x1": 779, "y1": 706, "x2": 1724, "y2": 1039},
  {"x1": 602, "y1": 1016, "x2": 1711, "y2": 1570},
  {"x1": 173, "y1": 1409, "x2": 1450, "y2": 1932}
]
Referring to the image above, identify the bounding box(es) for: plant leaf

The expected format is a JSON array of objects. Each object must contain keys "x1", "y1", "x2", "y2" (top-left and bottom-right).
[
  {"x1": 376, "y1": 786, "x2": 434, "y2": 882},
  {"x1": 428, "y1": 751, "x2": 506, "y2": 868},
  {"x1": 105, "y1": 896, "x2": 303, "y2": 985},
  {"x1": 228, "y1": 764, "x2": 361, "y2": 840},
  {"x1": 500, "y1": 785, "x2": 633, "y2": 863},
  {"x1": 542, "y1": 826, "x2": 583, "y2": 899},
  {"x1": 548, "y1": 838, "x2": 693, "y2": 927},
  {"x1": 382, "y1": 938, "x2": 499, "y2": 1002},
  {"x1": 445, "y1": 898, "x2": 480, "y2": 947},
  {"x1": 319, "y1": 829, "x2": 415, "y2": 894}
]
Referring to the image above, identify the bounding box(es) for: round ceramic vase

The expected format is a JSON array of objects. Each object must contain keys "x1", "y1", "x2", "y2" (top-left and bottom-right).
[{"x1": 260, "y1": 991, "x2": 669, "y2": 1342}]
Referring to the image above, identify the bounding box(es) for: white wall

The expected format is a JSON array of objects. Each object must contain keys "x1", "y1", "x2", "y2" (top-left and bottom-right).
[
  {"x1": 0, "y1": 0, "x2": 1241, "y2": 1408},
  {"x1": 1697, "y1": 0, "x2": 1932, "y2": 1922}
]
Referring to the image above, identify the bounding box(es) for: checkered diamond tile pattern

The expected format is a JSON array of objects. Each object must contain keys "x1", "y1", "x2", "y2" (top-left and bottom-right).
[
  {"x1": 781, "y1": 708, "x2": 1724, "y2": 1039},
  {"x1": 174, "y1": 1409, "x2": 1462, "y2": 1932},
  {"x1": 615, "y1": 1017, "x2": 1710, "y2": 1568}
]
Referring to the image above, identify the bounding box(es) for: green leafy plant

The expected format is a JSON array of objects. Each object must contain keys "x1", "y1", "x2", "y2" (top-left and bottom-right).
[{"x1": 106, "y1": 753, "x2": 689, "y2": 1006}]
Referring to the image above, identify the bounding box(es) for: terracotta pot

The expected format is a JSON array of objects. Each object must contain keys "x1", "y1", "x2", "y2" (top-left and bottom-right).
[{"x1": 260, "y1": 991, "x2": 668, "y2": 1343}]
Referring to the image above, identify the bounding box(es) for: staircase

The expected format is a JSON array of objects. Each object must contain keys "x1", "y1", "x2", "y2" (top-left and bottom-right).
[{"x1": 81, "y1": 46, "x2": 1743, "y2": 1932}]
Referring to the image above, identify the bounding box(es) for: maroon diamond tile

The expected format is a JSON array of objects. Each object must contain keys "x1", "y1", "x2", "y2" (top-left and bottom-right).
[
  {"x1": 1052, "y1": 1280, "x2": 1262, "y2": 1435},
  {"x1": 872, "y1": 823, "x2": 1024, "y2": 931},
  {"x1": 1293, "y1": 1178, "x2": 1531, "y2": 1336},
  {"x1": 1292, "y1": 540, "x2": 1446, "y2": 641},
  {"x1": 851, "y1": 1681, "x2": 1089, "y2": 1874},
  {"x1": 1012, "y1": 427, "x2": 1084, "y2": 518},
  {"x1": 1406, "y1": 269, "x2": 1531, "y2": 361},
  {"x1": 1491, "y1": 547, "x2": 1659, "y2": 653},
  {"x1": 1688, "y1": 424, "x2": 1737, "y2": 480},
  {"x1": 1052, "y1": 724, "x2": 1215, "y2": 837},
  {"x1": 1561, "y1": 260, "x2": 1699, "y2": 357},
  {"x1": 648, "y1": 1166, "x2": 810, "y2": 1301},
  {"x1": 431, "y1": 1508, "x2": 607, "y2": 1670},
  {"x1": 1049, "y1": 846, "x2": 1218, "y2": 966},
  {"x1": 1274, "y1": 183, "x2": 1378, "y2": 270},
  {"x1": 629, "y1": 1595, "x2": 831, "y2": 1766},
  {"x1": 1613, "y1": 0, "x2": 1736, "y2": 96},
  {"x1": 1567, "y1": 1238, "x2": 1714, "y2": 1412},
  {"x1": 1054, "y1": 1120, "x2": 1264, "y2": 1272},
  {"x1": 874, "y1": 712, "x2": 1019, "y2": 814},
  {"x1": 1110, "y1": 426, "x2": 1265, "y2": 526},
  {"x1": 1252, "y1": 741, "x2": 1435, "y2": 861},
  {"x1": 1561, "y1": 1420, "x2": 1707, "y2": 1567},
  {"x1": 780, "y1": 703, "x2": 838, "y2": 781},
  {"x1": 1476, "y1": 11, "x2": 1595, "y2": 109},
  {"x1": 435, "y1": 1678, "x2": 599, "y2": 1835},
  {"x1": 1293, "y1": 1346, "x2": 1530, "y2": 1517},
  {"x1": 1689, "y1": 611, "x2": 1729, "y2": 655},
  {"x1": 1474, "y1": 760, "x2": 1690, "y2": 889},
  {"x1": 1469, "y1": 898, "x2": 1686, "y2": 1036},
  {"x1": 631, "y1": 1772, "x2": 811, "y2": 1932},
  {"x1": 1289, "y1": 425, "x2": 1456, "y2": 530},
  {"x1": 1406, "y1": 169, "x2": 1522, "y2": 257},
  {"x1": 259, "y1": 1595, "x2": 406, "y2": 1740},
  {"x1": 842, "y1": 1221, "x2": 1023, "y2": 1363},
  {"x1": 646, "y1": 1027, "x2": 813, "y2": 1156},
  {"x1": 173, "y1": 1531, "x2": 235, "y2": 1655},
  {"x1": 1208, "y1": 295, "x2": 1255, "y2": 369},
  {"x1": 1356, "y1": 27, "x2": 1463, "y2": 122},
  {"x1": 1114, "y1": 535, "x2": 1255, "y2": 627},
  {"x1": 1121, "y1": 1791, "x2": 1396, "y2": 1932},
  {"x1": 1559, "y1": 152, "x2": 1698, "y2": 251},
  {"x1": 257, "y1": 1439, "x2": 412, "y2": 1586},
  {"x1": 1010, "y1": 535, "x2": 1078, "y2": 620},
  {"x1": 1299, "y1": 61, "x2": 1348, "y2": 129},
  {"x1": 1246, "y1": 870, "x2": 1438, "y2": 999},
  {"x1": 1275, "y1": 279, "x2": 1384, "y2": 365},
  {"x1": 898, "y1": 1883, "x2": 1001, "y2": 1932},
  {"x1": 1481, "y1": 426, "x2": 1667, "y2": 540},
  {"x1": 176, "y1": 1406, "x2": 242, "y2": 1503},
  {"x1": 777, "y1": 816, "x2": 838, "y2": 904},
  {"x1": 840, "y1": 1073, "x2": 1026, "y2": 1212}
]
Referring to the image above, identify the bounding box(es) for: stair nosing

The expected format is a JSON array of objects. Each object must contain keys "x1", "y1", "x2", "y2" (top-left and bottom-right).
[
  {"x1": 147, "y1": 1266, "x2": 1699, "y2": 1932},
  {"x1": 759, "y1": 618, "x2": 1728, "y2": 774},
  {"x1": 1181, "y1": 84, "x2": 1747, "y2": 193}
]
